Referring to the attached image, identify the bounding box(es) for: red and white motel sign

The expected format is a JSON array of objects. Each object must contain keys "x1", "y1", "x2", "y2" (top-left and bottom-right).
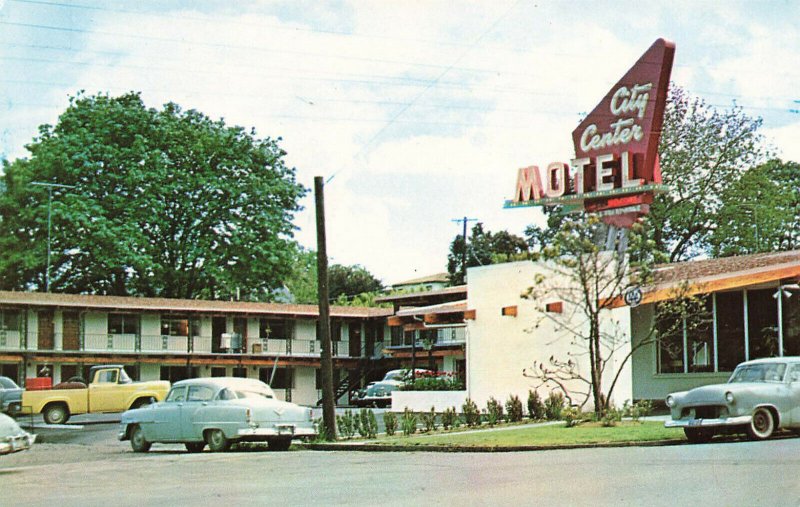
[{"x1": 505, "y1": 38, "x2": 676, "y2": 228}]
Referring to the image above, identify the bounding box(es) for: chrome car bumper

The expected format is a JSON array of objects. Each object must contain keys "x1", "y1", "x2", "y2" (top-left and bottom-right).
[
  {"x1": 237, "y1": 424, "x2": 317, "y2": 439},
  {"x1": 665, "y1": 415, "x2": 752, "y2": 428},
  {"x1": 0, "y1": 432, "x2": 36, "y2": 455}
]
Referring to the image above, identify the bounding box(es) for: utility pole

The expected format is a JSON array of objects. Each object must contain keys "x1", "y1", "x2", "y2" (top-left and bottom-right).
[
  {"x1": 451, "y1": 216, "x2": 477, "y2": 284},
  {"x1": 315, "y1": 176, "x2": 337, "y2": 441},
  {"x1": 30, "y1": 181, "x2": 76, "y2": 292}
]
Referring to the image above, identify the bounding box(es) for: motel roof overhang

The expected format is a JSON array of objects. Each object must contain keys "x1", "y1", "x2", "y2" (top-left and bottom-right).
[
  {"x1": 606, "y1": 250, "x2": 800, "y2": 309},
  {"x1": 0, "y1": 291, "x2": 392, "y2": 320}
]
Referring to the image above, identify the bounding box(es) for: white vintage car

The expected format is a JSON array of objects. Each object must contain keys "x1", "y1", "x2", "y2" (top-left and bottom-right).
[
  {"x1": 666, "y1": 357, "x2": 800, "y2": 443},
  {"x1": 119, "y1": 377, "x2": 317, "y2": 452},
  {"x1": 0, "y1": 412, "x2": 35, "y2": 455}
]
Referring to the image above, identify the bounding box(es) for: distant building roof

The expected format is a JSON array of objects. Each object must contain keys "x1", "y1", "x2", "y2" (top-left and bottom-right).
[
  {"x1": 376, "y1": 285, "x2": 467, "y2": 309},
  {"x1": 0, "y1": 291, "x2": 392, "y2": 319},
  {"x1": 391, "y1": 272, "x2": 449, "y2": 288}
]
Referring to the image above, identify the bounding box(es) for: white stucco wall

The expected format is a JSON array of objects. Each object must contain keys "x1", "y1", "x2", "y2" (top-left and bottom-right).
[
  {"x1": 466, "y1": 260, "x2": 633, "y2": 411},
  {"x1": 292, "y1": 366, "x2": 318, "y2": 406},
  {"x1": 84, "y1": 312, "x2": 106, "y2": 338},
  {"x1": 391, "y1": 390, "x2": 468, "y2": 412},
  {"x1": 296, "y1": 320, "x2": 317, "y2": 341}
]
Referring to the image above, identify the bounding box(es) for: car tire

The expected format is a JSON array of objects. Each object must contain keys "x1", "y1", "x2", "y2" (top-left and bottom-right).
[
  {"x1": 130, "y1": 425, "x2": 151, "y2": 453},
  {"x1": 185, "y1": 442, "x2": 205, "y2": 453},
  {"x1": 43, "y1": 403, "x2": 70, "y2": 425},
  {"x1": 206, "y1": 429, "x2": 231, "y2": 452},
  {"x1": 268, "y1": 437, "x2": 292, "y2": 452},
  {"x1": 747, "y1": 407, "x2": 775, "y2": 440},
  {"x1": 684, "y1": 427, "x2": 714, "y2": 444}
]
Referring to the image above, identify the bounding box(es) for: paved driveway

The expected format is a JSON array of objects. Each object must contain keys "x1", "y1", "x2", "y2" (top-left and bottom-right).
[{"x1": 2, "y1": 423, "x2": 800, "y2": 506}]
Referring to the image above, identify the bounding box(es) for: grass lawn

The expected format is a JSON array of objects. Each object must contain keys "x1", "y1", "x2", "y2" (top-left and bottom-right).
[{"x1": 370, "y1": 421, "x2": 685, "y2": 447}]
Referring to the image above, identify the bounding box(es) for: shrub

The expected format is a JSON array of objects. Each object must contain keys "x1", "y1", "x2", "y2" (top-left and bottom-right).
[
  {"x1": 462, "y1": 398, "x2": 481, "y2": 427},
  {"x1": 562, "y1": 406, "x2": 582, "y2": 428},
  {"x1": 401, "y1": 407, "x2": 418, "y2": 436},
  {"x1": 357, "y1": 408, "x2": 378, "y2": 438},
  {"x1": 486, "y1": 397, "x2": 504, "y2": 426},
  {"x1": 383, "y1": 410, "x2": 398, "y2": 436},
  {"x1": 544, "y1": 391, "x2": 565, "y2": 421},
  {"x1": 401, "y1": 371, "x2": 465, "y2": 391},
  {"x1": 601, "y1": 405, "x2": 623, "y2": 427},
  {"x1": 421, "y1": 406, "x2": 437, "y2": 433},
  {"x1": 441, "y1": 406, "x2": 458, "y2": 430},
  {"x1": 506, "y1": 394, "x2": 524, "y2": 423},
  {"x1": 311, "y1": 417, "x2": 327, "y2": 443},
  {"x1": 337, "y1": 409, "x2": 356, "y2": 439},
  {"x1": 527, "y1": 390, "x2": 545, "y2": 420},
  {"x1": 623, "y1": 399, "x2": 653, "y2": 422}
]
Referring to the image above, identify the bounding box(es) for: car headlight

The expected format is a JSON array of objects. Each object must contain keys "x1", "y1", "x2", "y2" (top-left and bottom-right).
[
  {"x1": 725, "y1": 391, "x2": 735, "y2": 403},
  {"x1": 665, "y1": 395, "x2": 675, "y2": 408}
]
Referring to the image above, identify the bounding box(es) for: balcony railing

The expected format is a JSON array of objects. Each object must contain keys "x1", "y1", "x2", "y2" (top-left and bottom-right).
[
  {"x1": 389, "y1": 327, "x2": 467, "y2": 347},
  {"x1": 0, "y1": 332, "x2": 357, "y2": 358}
]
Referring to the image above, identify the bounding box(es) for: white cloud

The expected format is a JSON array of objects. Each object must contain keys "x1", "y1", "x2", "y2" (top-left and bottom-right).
[{"x1": 3, "y1": 1, "x2": 799, "y2": 285}]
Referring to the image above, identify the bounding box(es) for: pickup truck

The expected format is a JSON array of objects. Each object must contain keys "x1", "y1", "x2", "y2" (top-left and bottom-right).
[{"x1": 21, "y1": 365, "x2": 170, "y2": 424}]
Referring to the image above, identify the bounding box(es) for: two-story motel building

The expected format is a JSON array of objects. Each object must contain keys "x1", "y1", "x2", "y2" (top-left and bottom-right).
[{"x1": 0, "y1": 291, "x2": 392, "y2": 406}]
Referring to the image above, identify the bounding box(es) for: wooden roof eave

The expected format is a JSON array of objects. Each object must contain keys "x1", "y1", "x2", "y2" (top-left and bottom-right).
[{"x1": 604, "y1": 263, "x2": 800, "y2": 309}]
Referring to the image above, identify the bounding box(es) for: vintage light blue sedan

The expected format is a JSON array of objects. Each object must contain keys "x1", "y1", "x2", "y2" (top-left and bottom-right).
[
  {"x1": 119, "y1": 377, "x2": 317, "y2": 452},
  {"x1": 666, "y1": 357, "x2": 800, "y2": 443}
]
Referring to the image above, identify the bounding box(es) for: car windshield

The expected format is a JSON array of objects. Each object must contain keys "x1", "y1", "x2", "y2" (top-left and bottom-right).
[
  {"x1": 729, "y1": 363, "x2": 787, "y2": 383},
  {"x1": 383, "y1": 371, "x2": 405, "y2": 381},
  {"x1": 0, "y1": 377, "x2": 18, "y2": 389}
]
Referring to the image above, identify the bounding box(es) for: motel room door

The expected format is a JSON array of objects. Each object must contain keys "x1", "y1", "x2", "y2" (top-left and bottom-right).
[
  {"x1": 62, "y1": 312, "x2": 80, "y2": 350},
  {"x1": 37, "y1": 310, "x2": 54, "y2": 350}
]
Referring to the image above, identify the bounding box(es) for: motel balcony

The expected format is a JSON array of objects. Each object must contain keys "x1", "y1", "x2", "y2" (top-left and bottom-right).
[{"x1": 0, "y1": 330, "x2": 361, "y2": 359}]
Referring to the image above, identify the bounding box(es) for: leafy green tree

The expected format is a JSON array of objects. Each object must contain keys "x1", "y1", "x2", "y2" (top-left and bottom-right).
[
  {"x1": 282, "y1": 253, "x2": 384, "y2": 306},
  {"x1": 328, "y1": 263, "x2": 383, "y2": 303},
  {"x1": 650, "y1": 84, "x2": 770, "y2": 261},
  {"x1": 282, "y1": 247, "x2": 318, "y2": 304},
  {"x1": 447, "y1": 223, "x2": 530, "y2": 285},
  {"x1": 0, "y1": 92, "x2": 306, "y2": 298},
  {"x1": 710, "y1": 159, "x2": 800, "y2": 257}
]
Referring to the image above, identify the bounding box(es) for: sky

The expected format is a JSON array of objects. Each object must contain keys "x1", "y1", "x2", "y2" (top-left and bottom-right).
[{"x1": 1, "y1": 0, "x2": 799, "y2": 286}]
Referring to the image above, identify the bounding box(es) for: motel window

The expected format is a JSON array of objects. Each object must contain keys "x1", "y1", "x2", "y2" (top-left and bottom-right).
[
  {"x1": 0, "y1": 310, "x2": 20, "y2": 330},
  {"x1": 716, "y1": 291, "x2": 746, "y2": 371},
  {"x1": 108, "y1": 314, "x2": 138, "y2": 334},
  {"x1": 160, "y1": 366, "x2": 198, "y2": 383},
  {"x1": 260, "y1": 318, "x2": 293, "y2": 340},
  {"x1": 160, "y1": 316, "x2": 200, "y2": 337},
  {"x1": 263, "y1": 367, "x2": 294, "y2": 389},
  {"x1": 747, "y1": 289, "x2": 779, "y2": 360},
  {"x1": 390, "y1": 327, "x2": 403, "y2": 346},
  {"x1": 656, "y1": 297, "x2": 713, "y2": 374},
  {"x1": 686, "y1": 298, "x2": 714, "y2": 373},
  {"x1": 656, "y1": 304, "x2": 684, "y2": 374},
  {"x1": 782, "y1": 290, "x2": 800, "y2": 356}
]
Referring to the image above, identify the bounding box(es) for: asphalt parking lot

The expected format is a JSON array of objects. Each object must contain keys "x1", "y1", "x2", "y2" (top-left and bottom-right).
[{"x1": 4, "y1": 419, "x2": 800, "y2": 506}]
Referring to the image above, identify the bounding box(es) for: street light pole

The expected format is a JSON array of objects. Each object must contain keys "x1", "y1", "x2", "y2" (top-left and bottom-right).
[{"x1": 30, "y1": 182, "x2": 76, "y2": 292}]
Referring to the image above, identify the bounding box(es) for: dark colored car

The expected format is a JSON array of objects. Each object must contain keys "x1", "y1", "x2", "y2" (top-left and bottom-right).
[{"x1": 0, "y1": 376, "x2": 23, "y2": 414}]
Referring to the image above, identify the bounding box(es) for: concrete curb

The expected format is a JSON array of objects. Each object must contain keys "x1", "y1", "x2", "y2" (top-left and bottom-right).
[{"x1": 298, "y1": 438, "x2": 688, "y2": 453}]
